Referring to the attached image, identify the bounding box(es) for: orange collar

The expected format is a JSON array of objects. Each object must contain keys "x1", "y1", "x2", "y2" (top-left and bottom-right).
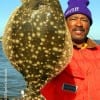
[{"x1": 73, "y1": 38, "x2": 97, "y2": 49}]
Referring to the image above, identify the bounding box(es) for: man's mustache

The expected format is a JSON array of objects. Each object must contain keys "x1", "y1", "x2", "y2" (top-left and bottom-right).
[{"x1": 72, "y1": 27, "x2": 85, "y2": 32}]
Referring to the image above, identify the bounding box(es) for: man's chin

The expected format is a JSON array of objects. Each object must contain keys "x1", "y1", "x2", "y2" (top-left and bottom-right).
[{"x1": 72, "y1": 38, "x2": 86, "y2": 43}]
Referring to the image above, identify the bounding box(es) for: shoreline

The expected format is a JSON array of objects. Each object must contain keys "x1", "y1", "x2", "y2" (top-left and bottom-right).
[{"x1": 0, "y1": 39, "x2": 2, "y2": 42}]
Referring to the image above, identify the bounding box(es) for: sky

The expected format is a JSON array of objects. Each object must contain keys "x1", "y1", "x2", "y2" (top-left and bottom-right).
[{"x1": 0, "y1": 0, "x2": 100, "y2": 40}]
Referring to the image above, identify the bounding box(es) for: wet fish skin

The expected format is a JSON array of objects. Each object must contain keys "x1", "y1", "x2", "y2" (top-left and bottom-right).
[{"x1": 2, "y1": 0, "x2": 72, "y2": 99}]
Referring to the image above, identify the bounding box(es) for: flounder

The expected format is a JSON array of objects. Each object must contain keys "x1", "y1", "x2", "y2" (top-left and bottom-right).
[{"x1": 2, "y1": 0, "x2": 72, "y2": 99}]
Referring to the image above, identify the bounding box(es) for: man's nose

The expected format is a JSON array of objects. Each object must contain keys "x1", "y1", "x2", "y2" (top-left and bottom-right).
[{"x1": 76, "y1": 19, "x2": 83, "y2": 26}]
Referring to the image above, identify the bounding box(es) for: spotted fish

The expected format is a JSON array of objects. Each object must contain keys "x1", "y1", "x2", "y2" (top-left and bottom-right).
[{"x1": 2, "y1": 0, "x2": 72, "y2": 99}]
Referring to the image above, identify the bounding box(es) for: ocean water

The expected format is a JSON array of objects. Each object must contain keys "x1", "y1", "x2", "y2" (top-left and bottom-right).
[
  {"x1": 0, "y1": 40, "x2": 100, "y2": 99},
  {"x1": 0, "y1": 42, "x2": 26, "y2": 99}
]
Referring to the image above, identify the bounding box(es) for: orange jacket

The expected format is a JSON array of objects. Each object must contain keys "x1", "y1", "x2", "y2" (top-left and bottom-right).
[{"x1": 41, "y1": 43, "x2": 100, "y2": 100}]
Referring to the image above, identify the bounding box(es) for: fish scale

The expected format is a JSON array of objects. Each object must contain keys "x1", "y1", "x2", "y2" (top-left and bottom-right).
[{"x1": 2, "y1": 0, "x2": 72, "y2": 99}]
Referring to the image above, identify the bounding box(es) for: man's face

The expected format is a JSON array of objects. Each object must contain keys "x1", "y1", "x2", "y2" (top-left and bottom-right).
[{"x1": 66, "y1": 14, "x2": 90, "y2": 43}]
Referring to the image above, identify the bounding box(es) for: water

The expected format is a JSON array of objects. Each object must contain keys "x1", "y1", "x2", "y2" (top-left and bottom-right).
[
  {"x1": 0, "y1": 40, "x2": 100, "y2": 99},
  {"x1": 0, "y1": 42, "x2": 26, "y2": 99}
]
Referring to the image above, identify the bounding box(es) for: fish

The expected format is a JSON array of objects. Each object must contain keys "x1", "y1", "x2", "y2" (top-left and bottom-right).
[{"x1": 2, "y1": 0, "x2": 72, "y2": 99}]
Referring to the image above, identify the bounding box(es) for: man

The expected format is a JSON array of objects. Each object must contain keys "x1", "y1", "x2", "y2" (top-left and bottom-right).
[{"x1": 41, "y1": 0, "x2": 100, "y2": 100}]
